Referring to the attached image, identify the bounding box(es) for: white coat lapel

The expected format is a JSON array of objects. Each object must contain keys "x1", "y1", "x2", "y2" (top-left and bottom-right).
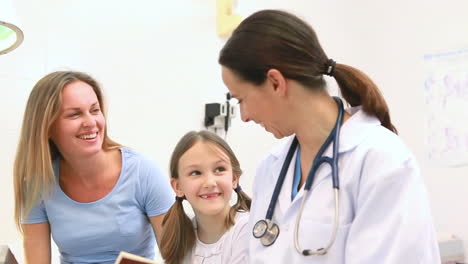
[
  {"x1": 291, "y1": 106, "x2": 381, "y2": 205},
  {"x1": 291, "y1": 146, "x2": 333, "y2": 205}
]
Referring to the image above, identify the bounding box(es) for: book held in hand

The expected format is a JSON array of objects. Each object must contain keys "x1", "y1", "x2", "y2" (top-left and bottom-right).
[
  {"x1": 0, "y1": 245, "x2": 19, "y2": 264},
  {"x1": 114, "y1": 251, "x2": 160, "y2": 264}
]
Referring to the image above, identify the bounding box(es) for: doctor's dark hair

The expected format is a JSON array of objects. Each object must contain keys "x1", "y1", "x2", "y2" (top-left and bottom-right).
[
  {"x1": 13, "y1": 71, "x2": 121, "y2": 232},
  {"x1": 160, "y1": 130, "x2": 251, "y2": 264},
  {"x1": 219, "y1": 9, "x2": 397, "y2": 133}
]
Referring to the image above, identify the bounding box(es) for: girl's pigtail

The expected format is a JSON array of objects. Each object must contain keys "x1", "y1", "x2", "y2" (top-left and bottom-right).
[
  {"x1": 160, "y1": 198, "x2": 195, "y2": 264},
  {"x1": 226, "y1": 186, "x2": 252, "y2": 227}
]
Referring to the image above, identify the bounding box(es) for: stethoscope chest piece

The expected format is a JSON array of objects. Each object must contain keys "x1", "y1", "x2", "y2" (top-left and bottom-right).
[
  {"x1": 253, "y1": 219, "x2": 268, "y2": 238},
  {"x1": 253, "y1": 219, "x2": 280, "y2": 246}
]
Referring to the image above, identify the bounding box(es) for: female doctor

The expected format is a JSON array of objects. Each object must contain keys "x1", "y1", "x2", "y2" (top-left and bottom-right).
[{"x1": 219, "y1": 10, "x2": 440, "y2": 264}]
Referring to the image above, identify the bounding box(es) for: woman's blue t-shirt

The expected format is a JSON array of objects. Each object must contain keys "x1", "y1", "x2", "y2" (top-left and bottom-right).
[{"x1": 22, "y1": 148, "x2": 175, "y2": 264}]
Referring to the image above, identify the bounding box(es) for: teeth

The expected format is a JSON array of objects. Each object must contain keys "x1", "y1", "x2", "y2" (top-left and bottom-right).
[
  {"x1": 79, "y1": 132, "x2": 97, "y2": 139},
  {"x1": 200, "y1": 193, "x2": 220, "y2": 199}
]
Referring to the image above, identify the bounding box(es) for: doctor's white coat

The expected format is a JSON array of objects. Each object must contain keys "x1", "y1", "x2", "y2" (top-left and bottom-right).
[{"x1": 248, "y1": 107, "x2": 440, "y2": 264}]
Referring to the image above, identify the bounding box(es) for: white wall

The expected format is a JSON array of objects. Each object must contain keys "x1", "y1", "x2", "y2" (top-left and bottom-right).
[{"x1": 1, "y1": 0, "x2": 468, "y2": 261}]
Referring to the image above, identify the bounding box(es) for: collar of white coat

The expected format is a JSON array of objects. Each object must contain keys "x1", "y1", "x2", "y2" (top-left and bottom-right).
[{"x1": 270, "y1": 105, "x2": 381, "y2": 158}]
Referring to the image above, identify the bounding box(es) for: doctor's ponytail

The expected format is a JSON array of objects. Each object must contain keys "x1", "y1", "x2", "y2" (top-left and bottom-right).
[{"x1": 331, "y1": 63, "x2": 397, "y2": 133}]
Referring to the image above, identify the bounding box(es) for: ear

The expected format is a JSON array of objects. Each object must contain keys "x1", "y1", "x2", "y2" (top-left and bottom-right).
[
  {"x1": 170, "y1": 178, "x2": 184, "y2": 197},
  {"x1": 266, "y1": 69, "x2": 287, "y2": 96},
  {"x1": 232, "y1": 174, "x2": 239, "y2": 189},
  {"x1": 48, "y1": 123, "x2": 56, "y2": 139}
]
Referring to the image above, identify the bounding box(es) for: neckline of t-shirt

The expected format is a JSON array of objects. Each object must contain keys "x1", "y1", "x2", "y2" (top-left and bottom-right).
[
  {"x1": 196, "y1": 237, "x2": 223, "y2": 249},
  {"x1": 55, "y1": 147, "x2": 127, "y2": 206},
  {"x1": 194, "y1": 211, "x2": 248, "y2": 247}
]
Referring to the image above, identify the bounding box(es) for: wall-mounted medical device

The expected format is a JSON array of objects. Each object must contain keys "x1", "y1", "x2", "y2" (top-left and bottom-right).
[{"x1": 204, "y1": 93, "x2": 236, "y2": 135}]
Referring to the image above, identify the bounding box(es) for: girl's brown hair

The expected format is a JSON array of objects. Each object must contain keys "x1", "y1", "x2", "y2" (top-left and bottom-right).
[
  {"x1": 13, "y1": 71, "x2": 121, "y2": 231},
  {"x1": 160, "y1": 130, "x2": 251, "y2": 264},
  {"x1": 219, "y1": 9, "x2": 397, "y2": 133}
]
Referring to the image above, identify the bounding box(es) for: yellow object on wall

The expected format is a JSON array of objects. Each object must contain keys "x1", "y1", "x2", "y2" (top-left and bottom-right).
[{"x1": 216, "y1": 0, "x2": 242, "y2": 37}]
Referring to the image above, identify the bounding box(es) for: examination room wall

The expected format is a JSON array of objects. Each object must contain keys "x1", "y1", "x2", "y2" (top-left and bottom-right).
[{"x1": 1, "y1": 0, "x2": 468, "y2": 261}]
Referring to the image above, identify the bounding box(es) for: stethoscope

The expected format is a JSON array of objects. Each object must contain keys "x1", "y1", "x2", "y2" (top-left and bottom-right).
[{"x1": 252, "y1": 96, "x2": 344, "y2": 256}]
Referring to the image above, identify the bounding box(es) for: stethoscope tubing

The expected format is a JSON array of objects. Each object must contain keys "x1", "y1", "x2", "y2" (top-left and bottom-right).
[
  {"x1": 294, "y1": 188, "x2": 340, "y2": 255},
  {"x1": 304, "y1": 97, "x2": 343, "y2": 191},
  {"x1": 294, "y1": 97, "x2": 343, "y2": 255},
  {"x1": 255, "y1": 96, "x2": 345, "y2": 255},
  {"x1": 265, "y1": 137, "x2": 299, "y2": 220}
]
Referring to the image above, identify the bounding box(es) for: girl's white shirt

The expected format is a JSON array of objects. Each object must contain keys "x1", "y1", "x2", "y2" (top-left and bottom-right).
[{"x1": 184, "y1": 211, "x2": 250, "y2": 264}]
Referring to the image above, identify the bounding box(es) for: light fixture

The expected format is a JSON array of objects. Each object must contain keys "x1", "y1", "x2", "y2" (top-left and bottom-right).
[{"x1": 0, "y1": 0, "x2": 24, "y2": 55}]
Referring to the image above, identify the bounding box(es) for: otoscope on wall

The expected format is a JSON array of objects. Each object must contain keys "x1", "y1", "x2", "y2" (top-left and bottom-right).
[{"x1": 204, "y1": 92, "x2": 236, "y2": 138}]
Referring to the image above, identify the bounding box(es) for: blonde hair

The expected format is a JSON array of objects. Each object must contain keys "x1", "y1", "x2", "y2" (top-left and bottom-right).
[
  {"x1": 160, "y1": 131, "x2": 251, "y2": 264},
  {"x1": 13, "y1": 71, "x2": 122, "y2": 231}
]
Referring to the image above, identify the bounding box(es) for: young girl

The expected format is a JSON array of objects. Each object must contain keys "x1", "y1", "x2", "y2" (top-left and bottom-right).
[{"x1": 160, "y1": 131, "x2": 251, "y2": 264}]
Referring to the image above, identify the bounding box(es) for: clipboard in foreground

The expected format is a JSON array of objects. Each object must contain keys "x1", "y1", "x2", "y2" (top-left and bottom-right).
[
  {"x1": 114, "y1": 251, "x2": 160, "y2": 264},
  {"x1": 0, "y1": 245, "x2": 18, "y2": 264}
]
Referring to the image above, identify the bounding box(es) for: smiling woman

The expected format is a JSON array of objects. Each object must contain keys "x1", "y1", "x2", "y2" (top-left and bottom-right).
[
  {"x1": 218, "y1": 9, "x2": 440, "y2": 264},
  {"x1": 48, "y1": 81, "x2": 106, "y2": 162},
  {"x1": 13, "y1": 71, "x2": 175, "y2": 264}
]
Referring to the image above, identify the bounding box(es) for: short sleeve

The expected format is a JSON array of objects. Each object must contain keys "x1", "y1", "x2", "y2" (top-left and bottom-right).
[
  {"x1": 21, "y1": 200, "x2": 48, "y2": 224},
  {"x1": 139, "y1": 159, "x2": 175, "y2": 217}
]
